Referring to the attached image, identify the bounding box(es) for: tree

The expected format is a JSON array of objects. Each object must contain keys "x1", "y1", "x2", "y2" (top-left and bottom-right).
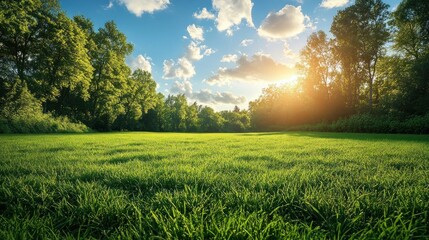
[
  {"x1": 87, "y1": 21, "x2": 133, "y2": 130},
  {"x1": 140, "y1": 93, "x2": 166, "y2": 131},
  {"x1": 186, "y1": 102, "x2": 200, "y2": 131},
  {"x1": 163, "y1": 94, "x2": 188, "y2": 131},
  {"x1": 0, "y1": 0, "x2": 60, "y2": 100},
  {"x1": 34, "y1": 13, "x2": 93, "y2": 115},
  {"x1": 391, "y1": 0, "x2": 429, "y2": 59},
  {"x1": 220, "y1": 109, "x2": 250, "y2": 132},
  {"x1": 299, "y1": 31, "x2": 335, "y2": 100},
  {"x1": 114, "y1": 69, "x2": 157, "y2": 130},
  {"x1": 198, "y1": 106, "x2": 224, "y2": 132},
  {"x1": 331, "y1": 0, "x2": 390, "y2": 111},
  {"x1": 383, "y1": 0, "x2": 429, "y2": 115}
]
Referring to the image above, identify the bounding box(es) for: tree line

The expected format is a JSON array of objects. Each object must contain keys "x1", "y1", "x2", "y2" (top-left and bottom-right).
[
  {"x1": 0, "y1": 0, "x2": 428, "y2": 133},
  {"x1": 0, "y1": 0, "x2": 250, "y2": 132},
  {"x1": 250, "y1": 0, "x2": 429, "y2": 132}
]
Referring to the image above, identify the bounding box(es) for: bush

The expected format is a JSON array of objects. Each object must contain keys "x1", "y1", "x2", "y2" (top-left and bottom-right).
[
  {"x1": 291, "y1": 113, "x2": 429, "y2": 134},
  {"x1": 0, "y1": 81, "x2": 91, "y2": 134},
  {"x1": 0, "y1": 114, "x2": 91, "y2": 134}
]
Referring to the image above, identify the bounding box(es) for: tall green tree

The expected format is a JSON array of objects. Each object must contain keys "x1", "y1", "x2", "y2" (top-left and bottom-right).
[
  {"x1": 383, "y1": 0, "x2": 429, "y2": 115},
  {"x1": 0, "y1": 0, "x2": 60, "y2": 99},
  {"x1": 299, "y1": 31, "x2": 335, "y2": 100},
  {"x1": 186, "y1": 102, "x2": 200, "y2": 131},
  {"x1": 391, "y1": 0, "x2": 429, "y2": 59},
  {"x1": 331, "y1": 0, "x2": 390, "y2": 111},
  {"x1": 163, "y1": 94, "x2": 188, "y2": 131},
  {"x1": 34, "y1": 13, "x2": 93, "y2": 115},
  {"x1": 88, "y1": 21, "x2": 133, "y2": 130},
  {"x1": 114, "y1": 69, "x2": 157, "y2": 130}
]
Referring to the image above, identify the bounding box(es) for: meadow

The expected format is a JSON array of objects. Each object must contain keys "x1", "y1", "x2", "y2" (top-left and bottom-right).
[{"x1": 0, "y1": 132, "x2": 428, "y2": 239}]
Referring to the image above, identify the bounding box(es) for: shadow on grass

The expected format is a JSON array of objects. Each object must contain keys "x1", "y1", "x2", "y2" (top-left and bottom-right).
[{"x1": 241, "y1": 131, "x2": 429, "y2": 143}]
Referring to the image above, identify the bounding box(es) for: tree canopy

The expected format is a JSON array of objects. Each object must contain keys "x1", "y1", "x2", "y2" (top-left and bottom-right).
[{"x1": 1, "y1": 0, "x2": 428, "y2": 133}]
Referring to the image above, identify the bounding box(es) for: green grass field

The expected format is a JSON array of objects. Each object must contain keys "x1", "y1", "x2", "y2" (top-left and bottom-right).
[{"x1": 1, "y1": 132, "x2": 428, "y2": 239}]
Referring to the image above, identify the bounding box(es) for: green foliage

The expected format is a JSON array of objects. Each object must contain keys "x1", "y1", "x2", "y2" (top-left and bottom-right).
[
  {"x1": 163, "y1": 94, "x2": 189, "y2": 132},
  {"x1": 113, "y1": 70, "x2": 158, "y2": 130},
  {"x1": 1, "y1": 0, "x2": 428, "y2": 133},
  {"x1": 391, "y1": 0, "x2": 429, "y2": 59},
  {"x1": 0, "y1": 132, "x2": 428, "y2": 238},
  {"x1": 220, "y1": 107, "x2": 250, "y2": 132},
  {"x1": 331, "y1": 0, "x2": 390, "y2": 110},
  {"x1": 293, "y1": 113, "x2": 429, "y2": 134},
  {"x1": 87, "y1": 21, "x2": 133, "y2": 130},
  {"x1": 198, "y1": 106, "x2": 225, "y2": 132},
  {"x1": 0, "y1": 81, "x2": 90, "y2": 133}
]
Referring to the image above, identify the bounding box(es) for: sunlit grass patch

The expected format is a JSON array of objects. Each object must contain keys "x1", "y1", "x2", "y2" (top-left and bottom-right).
[{"x1": 1, "y1": 132, "x2": 428, "y2": 239}]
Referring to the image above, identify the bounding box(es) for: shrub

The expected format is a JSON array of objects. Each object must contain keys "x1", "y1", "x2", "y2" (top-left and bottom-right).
[
  {"x1": 291, "y1": 113, "x2": 429, "y2": 134},
  {"x1": 0, "y1": 81, "x2": 91, "y2": 134}
]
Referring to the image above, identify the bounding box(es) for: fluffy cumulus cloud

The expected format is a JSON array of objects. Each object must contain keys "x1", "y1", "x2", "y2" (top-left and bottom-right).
[
  {"x1": 213, "y1": 0, "x2": 254, "y2": 32},
  {"x1": 193, "y1": 89, "x2": 246, "y2": 104},
  {"x1": 163, "y1": 57, "x2": 196, "y2": 80},
  {"x1": 117, "y1": 0, "x2": 169, "y2": 16},
  {"x1": 221, "y1": 54, "x2": 238, "y2": 63},
  {"x1": 320, "y1": 0, "x2": 349, "y2": 8},
  {"x1": 187, "y1": 24, "x2": 204, "y2": 41},
  {"x1": 171, "y1": 79, "x2": 193, "y2": 96},
  {"x1": 131, "y1": 55, "x2": 152, "y2": 73},
  {"x1": 240, "y1": 39, "x2": 254, "y2": 47},
  {"x1": 206, "y1": 54, "x2": 296, "y2": 86},
  {"x1": 170, "y1": 81, "x2": 246, "y2": 105},
  {"x1": 185, "y1": 42, "x2": 215, "y2": 61},
  {"x1": 193, "y1": 8, "x2": 215, "y2": 19},
  {"x1": 186, "y1": 42, "x2": 204, "y2": 61},
  {"x1": 258, "y1": 5, "x2": 310, "y2": 40}
]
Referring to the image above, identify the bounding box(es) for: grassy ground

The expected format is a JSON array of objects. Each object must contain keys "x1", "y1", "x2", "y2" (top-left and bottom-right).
[{"x1": 0, "y1": 132, "x2": 428, "y2": 239}]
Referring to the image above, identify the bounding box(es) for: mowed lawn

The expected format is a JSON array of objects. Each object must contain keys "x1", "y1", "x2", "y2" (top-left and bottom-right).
[{"x1": 1, "y1": 132, "x2": 428, "y2": 239}]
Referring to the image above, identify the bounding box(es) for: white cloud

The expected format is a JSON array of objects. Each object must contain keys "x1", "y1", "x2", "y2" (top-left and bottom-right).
[
  {"x1": 118, "y1": 0, "x2": 169, "y2": 16},
  {"x1": 171, "y1": 79, "x2": 193, "y2": 96},
  {"x1": 206, "y1": 53, "x2": 296, "y2": 86},
  {"x1": 131, "y1": 55, "x2": 152, "y2": 73},
  {"x1": 221, "y1": 54, "x2": 238, "y2": 63},
  {"x1": 164, "y1": 35, "x2": 215, "y2": 81},
  {"x1": 320, "y1": 0, "x2": 349, "y2": 8},
  {"x1": 193, "y1": 89, "x2": 246, "y2": 104},
  {"x1": 258, "y1": 5, "x2": 309, "y2": 40},
  {"x1": 204, "y1": 48, "x2": 215, "y2": 56},
  {"x1": 240, "y1": 39, "x2": 254, "y2": 47},
  {"x1": 105, "y1": 1, "x2": 114, "y2": 9},
  {"x1": 212, "y1": 92, "x2": 246, "y2": 104},
  {"x1": 193, "y1": 8, "x2": 215, "y2": 20},
  {"x1": 170, "y1": 82, "x2": 246, "y2": 105},
  {"x1": 213, "y1": 0, "x2": 254, "y2": 32},
  {"x1": 186, "y1": 41, "x2": 204, "y2": 61},
  {"x1": 163, "y1": 57, "x2": 196, "y2": 80},
  {"x1": 187, "y1": 24, "x2": 204, "y2": 41},
  {"x1": 186, "y1": 42, "x2": 214, "y2": 61}
]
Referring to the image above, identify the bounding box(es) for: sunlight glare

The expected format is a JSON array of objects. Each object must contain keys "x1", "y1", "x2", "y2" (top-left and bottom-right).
[{"x1": 277, "y1": 74, "x2": 299, "y2": 86}]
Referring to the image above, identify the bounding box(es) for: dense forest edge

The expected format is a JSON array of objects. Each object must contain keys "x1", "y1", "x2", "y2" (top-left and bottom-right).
[{"x1": 1, "y1": 0, "x2": 428, "y2": 134}]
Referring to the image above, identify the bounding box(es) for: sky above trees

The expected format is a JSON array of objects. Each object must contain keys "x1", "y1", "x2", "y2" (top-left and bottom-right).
[{"x1": 60, "y1": 0, "x2": 400, "y2": 111}]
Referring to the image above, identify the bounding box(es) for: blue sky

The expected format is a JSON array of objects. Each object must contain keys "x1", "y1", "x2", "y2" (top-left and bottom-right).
[{"x1": 60, "y1": 0, "x2": 400, "y2": 111}]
